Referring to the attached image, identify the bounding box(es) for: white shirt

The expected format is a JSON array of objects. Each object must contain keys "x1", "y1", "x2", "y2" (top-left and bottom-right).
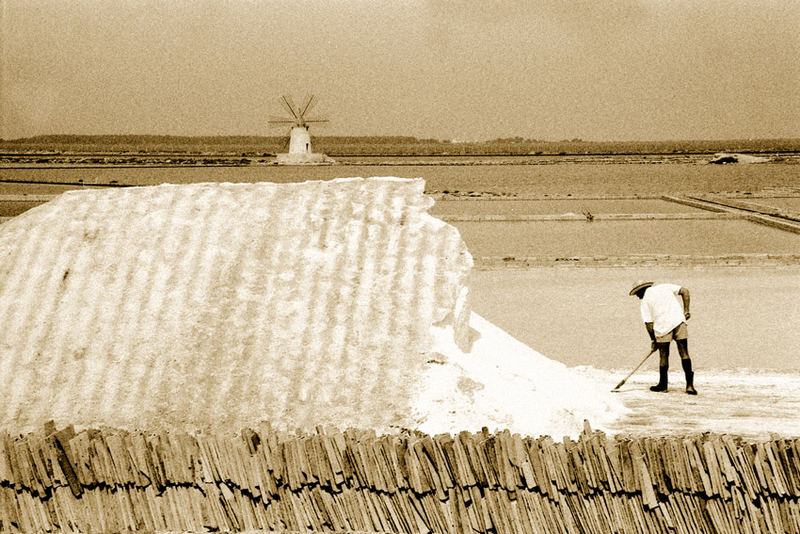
[{"x1": 640, "y1": 283, "x2": 685, "y2": 336}]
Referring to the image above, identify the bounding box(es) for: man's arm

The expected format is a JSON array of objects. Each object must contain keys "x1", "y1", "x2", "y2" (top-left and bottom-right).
[
  {"x1": 678, "y1": 287, "x2": 691, "y2": 320},
  {"x1": 645, "y1": 321, "x2": 656, "y2": 350}
]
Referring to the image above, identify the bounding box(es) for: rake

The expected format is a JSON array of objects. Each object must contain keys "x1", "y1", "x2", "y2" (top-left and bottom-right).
[{"x1": 611, "y1": 348, "x2": 657, "y2": 391}]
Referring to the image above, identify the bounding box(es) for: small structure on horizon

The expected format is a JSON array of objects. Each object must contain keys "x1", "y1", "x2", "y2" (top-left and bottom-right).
[
  {"x1": 269, "y1": 94, "x2": 334, "y2": 165},
  {"x1": 708, "y1": 152, "x2": 770, "y2": 164}
]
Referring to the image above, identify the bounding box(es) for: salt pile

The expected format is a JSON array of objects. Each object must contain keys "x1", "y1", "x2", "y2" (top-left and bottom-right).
[
  {"x1": 414, "y1": 313, "x2": 625, "y2": 438},
  {"x1": 0, "y1": 177, "x2": 624, "y2": 436}
]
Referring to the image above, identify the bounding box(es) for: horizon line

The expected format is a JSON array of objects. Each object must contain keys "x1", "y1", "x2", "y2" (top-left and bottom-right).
[{"x1": 3, "y1": 134, "x2": 800, "y2": 145}]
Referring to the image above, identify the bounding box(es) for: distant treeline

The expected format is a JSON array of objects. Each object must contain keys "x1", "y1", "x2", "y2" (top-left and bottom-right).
[{"x1": 2, "y1": 134, "x2": 799, "y2": 156}]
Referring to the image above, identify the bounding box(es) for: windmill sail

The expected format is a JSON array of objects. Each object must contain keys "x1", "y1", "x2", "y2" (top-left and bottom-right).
[
  {"x1": 300, "y1": 94, "x2": 317, "y2": 117},
  {"x1": 281, "y1": 95, "x2": 299, "y2": 119},
  {"x1": 268, "y1": 94, "x2": 333, "y2": 165}
]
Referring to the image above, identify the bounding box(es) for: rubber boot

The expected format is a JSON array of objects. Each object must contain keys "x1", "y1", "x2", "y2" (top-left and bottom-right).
[
  {"x1": 682, "y1": 359, "x2": 697, "y2": 395},
  {"x1": 650, "y1": 365, "x2": 668, "y2": 392}
]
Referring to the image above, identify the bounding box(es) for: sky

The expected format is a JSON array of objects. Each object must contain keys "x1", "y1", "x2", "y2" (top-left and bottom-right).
[{"x1": 2, "y1": 0, "x2": 799, "y2": 141}]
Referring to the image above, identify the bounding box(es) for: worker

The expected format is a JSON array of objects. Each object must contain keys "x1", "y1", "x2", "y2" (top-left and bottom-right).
[{"x1": 629, "y1": 281, "x2": 697, "y2": 395}]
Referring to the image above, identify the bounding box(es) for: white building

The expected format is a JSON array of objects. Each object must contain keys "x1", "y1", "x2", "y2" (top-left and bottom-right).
[{"x1": 270, "y1": 95, "x2": 334, "y2": 164}]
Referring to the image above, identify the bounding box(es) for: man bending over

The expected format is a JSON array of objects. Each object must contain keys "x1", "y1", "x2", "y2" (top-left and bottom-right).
[{"x1": 629, "y1": 281, "x2": 697, "y2": 395}]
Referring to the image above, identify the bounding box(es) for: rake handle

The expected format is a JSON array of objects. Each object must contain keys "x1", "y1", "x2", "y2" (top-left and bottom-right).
[{"x1": 612, "y1": 349, "x2": 658, "y2": 391}]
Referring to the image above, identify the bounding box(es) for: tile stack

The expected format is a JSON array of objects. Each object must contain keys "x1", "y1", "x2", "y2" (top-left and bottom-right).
[{"x1": 1, "y1": 423, "x2": 799, "y2": 533}]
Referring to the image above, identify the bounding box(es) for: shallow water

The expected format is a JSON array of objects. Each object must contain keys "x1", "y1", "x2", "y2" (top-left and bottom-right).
[
  {"x1": 470, "y1": 266, "x2": 800, "y2": 370},
  {"x1": 430, "y1": 198, "x2": 707, "y2": 216},
  {"x1": 455, "y1": 219, "x2": 800, "y2": 257},
  {"x1": 754, "y1": 197, "x2": 800, "y2": 212},
  {"x1": 2, "y1": 161, "x2": 799, "y2": 196}
]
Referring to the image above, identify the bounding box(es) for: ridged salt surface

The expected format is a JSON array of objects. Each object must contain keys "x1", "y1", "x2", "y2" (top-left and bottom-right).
[{"x1": 0, "y1": 177, "x2": 623, "y2": 435}]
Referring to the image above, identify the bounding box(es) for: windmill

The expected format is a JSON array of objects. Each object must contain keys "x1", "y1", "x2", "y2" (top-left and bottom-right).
[{"x1": 269, "y1": 94, "x2": 331, "y2": 163}]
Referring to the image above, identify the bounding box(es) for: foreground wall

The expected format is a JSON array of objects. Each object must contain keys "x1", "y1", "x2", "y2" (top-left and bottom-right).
[{"x1": 1, "y1": 424, "x2": 799, "y2": 533}]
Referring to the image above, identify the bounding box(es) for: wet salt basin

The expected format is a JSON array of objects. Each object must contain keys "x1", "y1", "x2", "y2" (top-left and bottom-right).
[
  {"x1": 455, "y1": 219, "x2": 800, "y2": 257},
  {"x1": 3, "y1": 159, "x2": 799, "y2": 195},
  {"x1": 430, "y1": 198, "x2": 708, "y2": 216},
  {"x1": 470, "y1": 266, "x2": 800, "y2": 370},
  {"x1": 751, "y1": 196, "x2": 800, "y2": 212},
  {"x1": 470, "y1": 266, "x2": 800, "y2": 439}
]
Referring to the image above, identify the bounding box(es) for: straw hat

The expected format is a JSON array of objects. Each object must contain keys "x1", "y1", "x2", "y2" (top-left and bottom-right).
[{"x1": 629, "y1": 280, "x2": 654, "y2": 296}]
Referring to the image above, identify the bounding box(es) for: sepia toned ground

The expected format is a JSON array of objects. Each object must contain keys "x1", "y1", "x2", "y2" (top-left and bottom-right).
[
  {"x1": 1, "y1": 164, "x2": 799, "y2": 438},
  {"x1": 442, "y1": 194, "x2": 800, "y2": 440},
  {"x1": 469, "y1": 265, "x2": 800, "y2": 440}
]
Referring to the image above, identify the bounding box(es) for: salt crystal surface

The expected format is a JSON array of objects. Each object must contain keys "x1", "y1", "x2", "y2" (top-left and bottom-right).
[
  {"x1": 412, "y1": 312, "x2": 627, "y2": 438},
  {"x1": 0, "y1": 177, "x2": 625, "y2": 437}
]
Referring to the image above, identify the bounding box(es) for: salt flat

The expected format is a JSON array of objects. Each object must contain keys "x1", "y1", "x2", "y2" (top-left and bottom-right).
[
  {"x1": 470, "y1": 266, "x2": 800, "y2": 439},
  {"x1": 470, "y1": 265, "x2": 800, "y2": 370},
  {"x1": 579, "y1": 368, "x2": 800, "y2": 439},
  {"x1": 1, "y1": 167, "x2": 799, "y2": 440}
]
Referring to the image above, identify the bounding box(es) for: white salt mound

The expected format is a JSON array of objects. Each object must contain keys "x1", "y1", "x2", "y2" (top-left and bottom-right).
[
  {"x1": 0, "y1": 177, "x2": 624, "y2": 436},
  {"x1": 413, "y1": 312, "x2": 625, "y2": 438}
]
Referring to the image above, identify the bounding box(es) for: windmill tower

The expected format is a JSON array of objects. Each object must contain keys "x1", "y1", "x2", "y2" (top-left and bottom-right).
[{"x1": 269, "y1": 94, "x2": 333, "y2": 164}]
